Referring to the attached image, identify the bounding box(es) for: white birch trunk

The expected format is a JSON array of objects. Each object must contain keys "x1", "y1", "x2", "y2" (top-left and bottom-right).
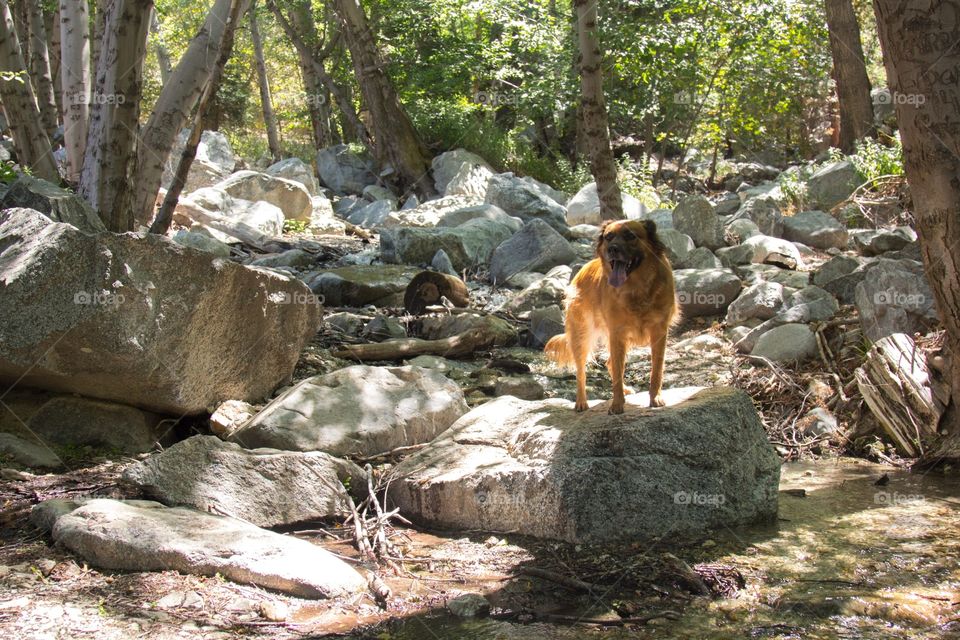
[{"x1": 59, "y1": 0, "x2": 90, "y2": 183}]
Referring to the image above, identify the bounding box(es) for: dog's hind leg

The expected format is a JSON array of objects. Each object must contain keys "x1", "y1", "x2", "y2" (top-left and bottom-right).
[
  {"x1": 567, "y1": 304, "x2": 593, "y2": 412},
  {"x1": 648, "y1": 329, "x2": 667, "y2": 407},
  {"x1": 606, "y1": 334, "x2": 627, "y2": 415}
]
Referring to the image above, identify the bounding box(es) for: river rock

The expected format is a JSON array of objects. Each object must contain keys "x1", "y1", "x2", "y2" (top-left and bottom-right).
[
  {"x1": 672, "y1": 195, "x2": 723, "y2": 249},
  {"x1": 564, "y1": 182, "x2": 646, "y2": 226},
  {"x1": 27, "y1": 396, "x2": 166, "y2": 454},
  {"x1": 853, "y1": 226, "x2": 917, "y2": 256},
  {"x1": 813, "y1": 255, "x2": 863, "y2": 286},
  {"x1": 0, "y1": 176, "x2": 106, "y2": 233},
  {"x1": 781, "y1": 210, "x2": 848, "y2": 249},
  {"x1": 658, "y1": 229, "x2": 695, "y2": 265},
  {"x1": 346, "y1": 199, "x2": 395, "y2": 228},
  {"x1": 316, "y1": 144, "x2": 377, "y2": 195},
  {"x1": 0, "y1": 208, "x2": 319, "y2": 414},
  {"x1": 215, "y1": 171, "x2": 313, "y2": 222},
  {"x1": 725, "y1": 218, "x2": 761, "y2": 243},
  {"x1": 229, "y1": 366, "x2": 469, "y2": 457},
  {"x1": 48, "y1": 499, "x2": 366, "y2": 598},
  {"x1": 445, "y1": 161, "x2": 495, "y2": 199},
  {"x1": 308, "y1": 265, "x2": 419, "y2": 307},
  {"x1": 735, "y1": 193, "x2": 784, "y2": 237},
  {"x1": 489, "y1": 219, "x2": 575, "y2": 284},
  {"x1": 180, "y1": 187, "x2": 285, "y2": 239},
  {"x1": 717, "y1": 235, "x2": 803, "y2": 270},
  {"x1": 122, "y1": 436, "x2": 367, "y2": 527},
  {"x1": 502, "y1": 267, "x2": 570, "y2": 314},
  {"x1": 382, "y1": 195, "x2": 478, "y2": 228},
  {"x1": 484, "y1": 173, "x2": 568, "y2": 235},
  {"x1": 0, "y1": 432, "x2": 62, "y2": 468},
  {"x1": 266, "y1": 158, "x2": 319, "y2": 196},
  {"x1": 388, "y1": 387, "x2": 779, "y2": 543},
  {"x1": 736, "y1": 286, "x2": 839, "y2": 352},
  {"x1": 679, "y1": 246, "x2": 722, "y2": 269},
  {"x1": 162, "y1": 130, "x2": 236, "y2": 193},
  {"x1": 854, "y1": 258, "x2": 938, "y2": 342},
  {"x1": 807, "y1": 160, "x2": 860, "y2": 210},
  {"x1": 725, "y1": 281, "x2": 785, "y2": 325},
  {"x1": 437, "y1": 204, "x2": 522, "y2": 232},
  {"x1": 674, "y1": 268, "x2": 742, "y2": 316},
  {"x1": 172, "y1": 229, "x2": 232, "y2": 257},
  {"x1": 528, "y1": 305, "x2": 564, "y2": 348},
  {"x1": 432, "y1": 149, "x2": 494, "y2": 195},
  {"x1": 420, "y1": 312, "x2": 517, "y2": 346},
  {"x1": 750, "y1": 323, "x2": 818, "y2": 363},
  {"x1": 380, "y1": 219, "x2": 513, "y2": 271}
]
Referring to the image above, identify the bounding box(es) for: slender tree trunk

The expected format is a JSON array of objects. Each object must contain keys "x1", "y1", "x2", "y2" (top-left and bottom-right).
[
  {"x1": 129, "y1": 0, "x2": 253, "y2": 227},
  {"x1": 249, "y1": 1, "x2": 281, "y2": 162},
  {"x1": 59, "y1": 0, "x2": 90, "y2": 183},
  {"x1": 573, "y1": 0, "x2": 622, "y2": 219},
  {"x1": 290, "y1": 0, "x2": 332, "y2": 147},
  {"x1": 25, "y1": 0, "x2": 58, "y2": 137},
  {"x1": 150, "y1": 0, "x2": 245, "y2": 235},
  {"x1": 78, "y1": 0, "x2": 153, "y2": 231},
  {"x1": 150, "y1": 10, "x2": 172, "y2": 85},
  {"x1": 0, "y1": 0, "x2": 58, "y2": 181},
  {"x1": 331, "y1": 0, "x2": 434, "y2": 197},
  {"x1": 46, "y1": 6, "x2": 61, "y2": 117},
  {"x1": 826, "y1": 0, "x2": 875, "y2": 152},
  {"x1": 872, "y1": 0, "x2": 960, "y2": 465}
]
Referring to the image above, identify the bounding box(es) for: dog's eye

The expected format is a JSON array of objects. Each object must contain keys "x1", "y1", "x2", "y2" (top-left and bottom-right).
[{"x1": 621, "y1": 228, "x2": 636, "y2": 240}]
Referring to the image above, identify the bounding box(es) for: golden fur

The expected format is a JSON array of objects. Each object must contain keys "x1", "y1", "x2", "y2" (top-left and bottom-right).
[{"x1": 545, "y1": 219, "x2": 678, "y2": 413}]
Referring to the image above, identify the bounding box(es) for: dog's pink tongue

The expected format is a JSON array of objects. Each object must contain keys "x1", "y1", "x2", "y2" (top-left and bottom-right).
[{"x1": 608, "y1": 262, "x2": 628, "y2": 287}]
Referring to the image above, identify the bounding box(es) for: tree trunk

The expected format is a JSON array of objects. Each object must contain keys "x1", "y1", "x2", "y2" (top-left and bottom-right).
[
  {"x1": 25, "y1": 0, "x2": 58, "y2": 137},
  {"x1": 249, "y1": 0, "x2": 281, "y2": 162},
  {"x1": 78, "y1": 0, "x2": 153, "y2": 231},
  {"x1": 59, "y1": 0, "x2": 91, "y2": 183},
  {"x1": 129, "y1": 0, "x2": 253, "y2": 227},
  {"x1": 330, "y1": 0, "x2": 434, "y2": 197},
  {"x1": 826, "y1": 0, "x2": 875, "y2": 152},
  {"x1": 872, "y1": 0, "x2": 960, "y2": 465},
  {"x1": 46, "y1": 6, "x2": 62, "y2": 117},
  {"x1": 573, "y1": 0, "x2": 622, "y2": 220},
  {"x1": 265, "y1": 0, "x2": 369, "y2": 147},
  {"x1": 290, "y1": 0, "x2": 332, "y2": 147},
  {"x1": 150, "y1": 0, "x2": 246, "y2": 235},
  {"x1": 150, "y1": 10, "x2": 172, "y2": 85},
  {"x1": 0, "y1": 0, "x2": 58, "y2": 181}
]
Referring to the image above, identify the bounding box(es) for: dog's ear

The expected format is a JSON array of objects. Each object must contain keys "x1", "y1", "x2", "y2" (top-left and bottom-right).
[
  {"x1": 643, "y1": 220, "x2": 666, "y2": 255},
  {"x1": 595, "y1": 220, "x2": 610, "y2": 256}
]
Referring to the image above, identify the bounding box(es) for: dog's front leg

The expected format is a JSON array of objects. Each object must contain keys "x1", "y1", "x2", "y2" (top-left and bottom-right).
[
  {"x1": 607, "y1": 337, "x2": 627, "y2": 414},
  {"x1": 649, "y1": 330, "x2": 667, "y2": 407}
]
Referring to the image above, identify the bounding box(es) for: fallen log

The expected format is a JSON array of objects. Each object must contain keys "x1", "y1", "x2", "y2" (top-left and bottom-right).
[
  {"x1": 855, "y1": 333, "x2": 943, "y2": 457},
  {"x1": 333, "y1": 327, "x2": 497, "y2": 361}
]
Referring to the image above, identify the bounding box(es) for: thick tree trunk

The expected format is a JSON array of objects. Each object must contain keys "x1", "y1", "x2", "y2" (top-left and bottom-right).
[
  {"x1": 25, "y1": 0, "x2": 58, "y2": 137},
  {"x1": 872, "y1": 0, "x2": 960, "y2": 465},
  {"x1": 266, "y1": 0, "x2": 368, "y2": 147},
  {"x1": 249, "y1": 1, "x2": 281, "y2": 162},
  {"x1": 78, "y1": 0, "x2": 153, "y2": 231},
  {"x1": 129, "y1": 0, "x2": 253, "y2": 227},
  {"x1": 0, "y1": 0, "x2": 58, "y2": 181},
  {"x1": 330, "y1": 0, "x2": 433, "y2": 197},
  {"x1": 573, "y1": 0, "x2": 622, "y2": 220},
  {"x1": 826, "y1": 0, "x2": 875, "y2": 152},
  {"x1": 290, "y1": 0, "x2": 332, "y2": 147},
  {"x1": 150, "y1": 0, "x2": 245, "y2": 235},
  {"x1": 59, "y1": 0, "x2": 91, "y2": 183}
]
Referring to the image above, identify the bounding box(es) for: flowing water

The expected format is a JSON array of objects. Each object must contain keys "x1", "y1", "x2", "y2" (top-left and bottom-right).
[{"x1": 345, "y1": 459, "x2": 960, "y2": 639}]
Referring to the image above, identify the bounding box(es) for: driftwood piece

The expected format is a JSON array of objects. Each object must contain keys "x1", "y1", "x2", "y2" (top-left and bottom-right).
[
  {"x1": 403, "y1": 271, "x2": 470, "y2": 314},
  {"x1": 333, "y1": 327, "x2": 497, "y2": 361},
  {"x1": 855, "y1": 333, "x2": 943, "y2": 457}
]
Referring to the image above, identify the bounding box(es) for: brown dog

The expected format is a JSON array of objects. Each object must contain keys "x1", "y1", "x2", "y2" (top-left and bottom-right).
[{"x1": 545, "y1": 219, "x2": 678, "y2": 413}]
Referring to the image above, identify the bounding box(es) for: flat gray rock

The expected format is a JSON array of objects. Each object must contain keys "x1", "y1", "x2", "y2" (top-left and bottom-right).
[
  {"x1": 0, "y1": 432, "x2": 62, "y2": 468},
  {"x1": 309, "y1": 265, "x2": 420, "y2": 307},
  {"x1": 230, "y1": 366, "x2": 469, "y2": 457},
  {"x1": 806, "y1": 160, "x2": 859, "y2": 210},
  {"x1": 380, "y1": 219, "x2": 513, "y2": 271},
  {"x1": 672, "y1": 195, "x2": 722, "y2": 250},
  {"x1": 750, "y1": 323, "x2": 818, "y2": 363},
  {"x1": 49, "y1": 499, "x2": 366, "y2": 598},
  {"x1": 674, "y1": 268, "x2": 743, "y2": 316},
  {"x1": 489, "y1": 219, "x2": 575, "y2": 284},
  {"x1": 0, "y1": 175, "x2": 106, "y2": 233},
  {"x1": 388, "y1": 387, "x2": 779, "y2": 543},
  {"x1": 122, "y1": 436, "x2": 367, "y2": 527},
  {"x1": 854, "y1": 258, "x2": 938, "y2": 342},
  {"x1": 781, "y1": 210, "x2": 848, "y2": 250}
]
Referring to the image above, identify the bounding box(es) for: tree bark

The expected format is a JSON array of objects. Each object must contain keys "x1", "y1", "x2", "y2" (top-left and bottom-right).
[
  {"x1": 249, "y1": 0, "x2": 281, "y2": 162},
  {"x1": 826, "y1": 0, "x2": 875, "y2": 152},
  {"x1": 129, "y1": 0, "x2": 253, "y2": 227},
  {"x1": 25, "y1": 0, "x2": 58, "y2": 137},
  {"x1": 0, "y1": 0, "x2": 58, "y2": 181},
  {"x1": 46, "y1": 6, "x2": 62, "y2": 117},
  {"x1": 59, "y1": 0, "x2": 91, "y2": 183},
  {"x1": 330, "y1": 0, "x2": 433, "y2": 197},
  {"x1": 266, "y1": 0, "x2": 368, "y2": 147},
  {"x1": 78, "y1": 0, "x2": 153, "y2": 231},
  {"x1": 150, "y1": 0, "x2": 246, "y2": 235},
  {"x1": 573, "y1": 0, "x2": 623, "y2": 220},
  {"x1": 872, "y1": 0, "x2": 960, "y2": 465},
  {"x1": 150, "y1": 10, "x2": 172, "y2": 85},
  {"x1": 290, "y1": 0, "x2": 332, "y2": 147}
]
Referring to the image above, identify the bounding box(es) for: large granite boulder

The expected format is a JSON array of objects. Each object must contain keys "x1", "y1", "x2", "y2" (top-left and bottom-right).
[
  {"x1": 432, "y1": 149, "x2": 494, "y2": 195},
  {"x1": 488, "y1": 219, "x2": 576, "y2": 284},
  {"x1": 0, "y1": 208, "x2": 319, "y2": 414},
  {"x1": 854, "y1": 258, "x2": 938, "y2": 342},
  {"x1": 781, "y1": 210, "x2": 848, "y2": 250},
  {"x1": 0, "y1": 177, "x2": 106, "y2": 233},
  {"x1": 807, "y1": 160, "x2": 860, "y2": 210},
  {"x1": 388, "y1": 387, "x2": 780, "y2": 543},
  {"x1": 229, "y1": 366, "x2": 469, "y2": 457},
  {"x1": 122, "y1": 436, "x2": 367, "y2": 527},
  {"x1": 161, "y1": 129, "x2": 236, "y2": 193},
  {"x1": 380, "y1": 219, "x2": 513, "y2": 270},
  {"x1": 672, "y1": 195, "x2": 723, "y2": 249},
  {"x1": 308, "y1": 265, "x2": 419, "y2": 307},
  {"x1": 266, "y1": 157, "x2": 320, "y2": 196},
  {"x1": 215, "y1": 171, "x2": 313, "y2": 222},
  {"x1": 316, "y1": 144, "x2": 378, "y2": 195},
  {"x1": 673, "y1": 268, "x2": 743, "y2": 316},
  {"x1": 484, "y1": 173, "x2": 568, "y2": 235},
  {"x1": 43, "y1": 499, "x2": 366, "y2": 598},
  {"x1": 564, "y1": 182, "x2": 646, "y2": 226}
]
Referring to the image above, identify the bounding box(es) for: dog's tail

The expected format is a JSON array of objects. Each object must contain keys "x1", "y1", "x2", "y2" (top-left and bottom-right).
[{"x1": 544, "y1": 333, "x2": 574, "y2": 367}]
